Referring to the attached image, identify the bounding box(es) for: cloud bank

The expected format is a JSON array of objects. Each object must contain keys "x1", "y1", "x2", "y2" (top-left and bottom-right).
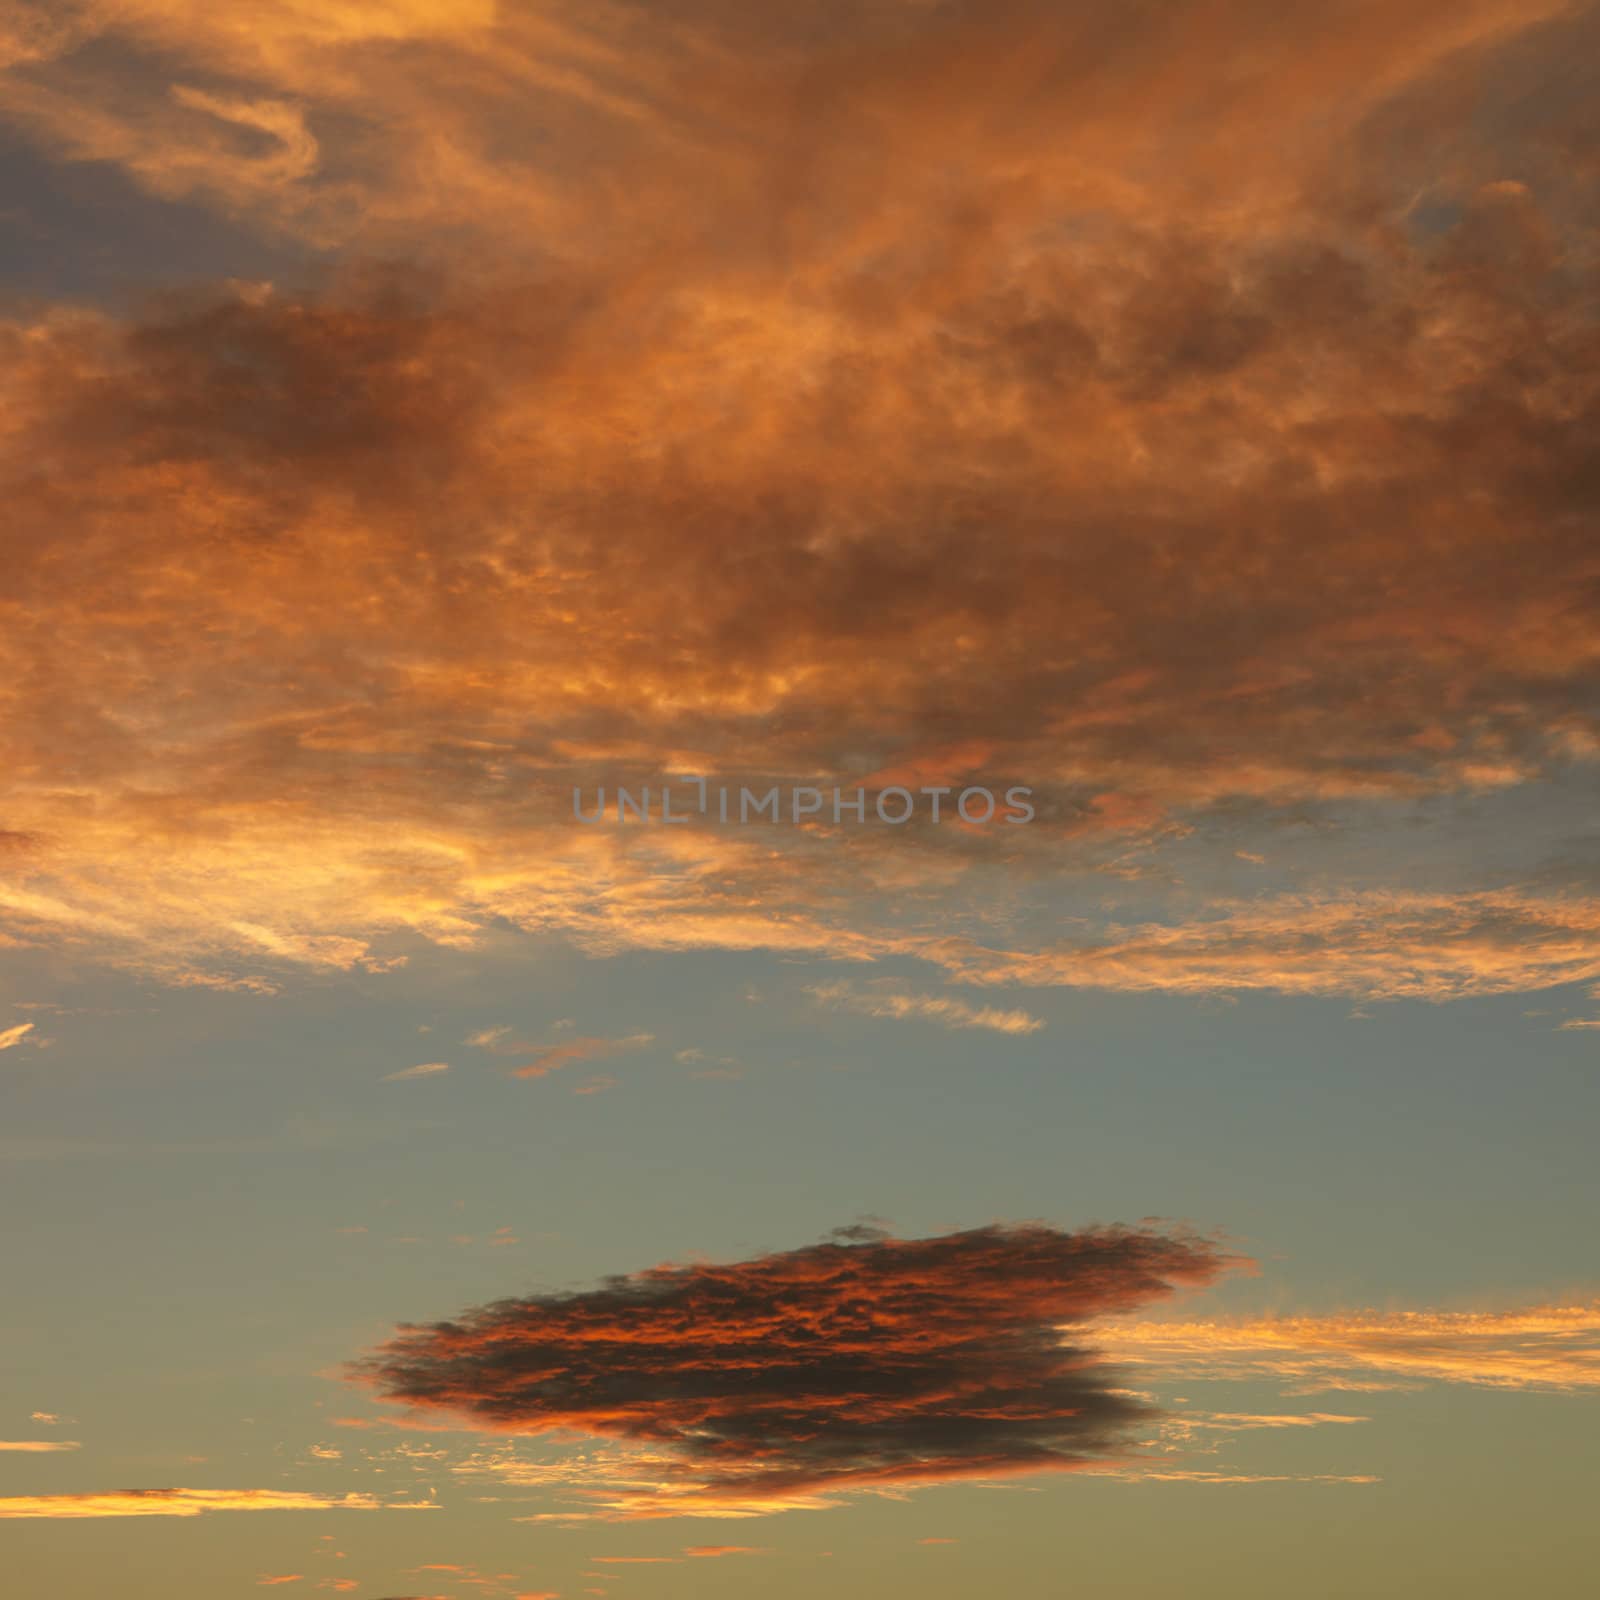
[{"x1": 2, "y1": 2, "x2": 1599, "y2": 993}]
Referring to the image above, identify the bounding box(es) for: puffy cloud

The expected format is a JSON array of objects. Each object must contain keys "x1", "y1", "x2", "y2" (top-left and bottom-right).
[{"x1": 353, "y1": 1223, "x2": 1236, "y2": 1517}]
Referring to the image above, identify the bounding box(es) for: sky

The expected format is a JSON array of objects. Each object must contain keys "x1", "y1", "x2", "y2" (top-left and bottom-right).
[{"x1": 1, "y1": 1, "x2": 1598, "y2": 1596}]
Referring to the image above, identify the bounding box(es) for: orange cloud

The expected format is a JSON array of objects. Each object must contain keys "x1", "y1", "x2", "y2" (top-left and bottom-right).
[
  {"x1": 0, "y1": 1489, "x2": 440, "y2": 1518},
  {"x1": 0, "y1": 0, "x2": 1573, "y2": 255},
  {"x1": 1, "y1": 2, "x2": 1598, "y2": 1001},
  {"x1": 928, "y1": 891, "x2": 1600, "y2": 1001},
  {"x1": 510, "y1": 1036, "x2": 655, "y2": 1081},
  {"x1": 1096, "y1": 1304, "x2": 1600, "y2": 1393}
]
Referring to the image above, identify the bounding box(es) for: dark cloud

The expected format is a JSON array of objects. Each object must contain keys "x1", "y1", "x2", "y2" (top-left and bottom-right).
[{"x1": 353, "y1": 1223, "x2": 1236, "y2": 1514}]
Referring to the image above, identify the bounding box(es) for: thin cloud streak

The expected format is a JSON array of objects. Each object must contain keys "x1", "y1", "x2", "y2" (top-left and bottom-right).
[
  {"x1": 510, "y1": 1035, "x2": 655, "y2": 1080},
  {"x1": 807, "y1": 982, "x2": 1045, "y2": 1035},
  {"x1": 0, "y1": 1489, "x2": 441, "y2": 1519},
  {"x1": 1096, "y1": 1304, "x2": 1600, "y2": 1392}
]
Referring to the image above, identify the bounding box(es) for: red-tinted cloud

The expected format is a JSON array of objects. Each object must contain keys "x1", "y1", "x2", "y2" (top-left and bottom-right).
[{"x1": 354, "y1": 1223, "x2": 1237, "y2": 1516}]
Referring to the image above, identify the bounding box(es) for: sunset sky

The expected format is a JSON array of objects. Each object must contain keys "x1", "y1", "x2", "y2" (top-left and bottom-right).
[{"x1": 3, "y1": 2, "x2": 1599, "y2": 1596}]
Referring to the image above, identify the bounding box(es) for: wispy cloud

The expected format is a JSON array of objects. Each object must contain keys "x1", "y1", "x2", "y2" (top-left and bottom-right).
[
  {"x1": 0, "y1": 1022, "x2": 35, "y2": 1051},
  {"x1": 0, "y1": 1440, "x2": 81, "y2": 1452},
  {"x1": 0, "y1": 1489, "x2": 441, "y2": 1519},
  {"x1": 1085, "y1": 1467, "x2": 1381, "y2": 1486},
  {"x1": 510, "y1": 1035, "x2": 654, "y2": 1081},
  {"x1": 931, "y1": 892, "x2": 1600, "y2": 1002},
  {"x1": 808, "y1": 982, "x2": 1044, "y2": 1035},
  {"x1": 1096, "y1": 1305, "x2": 1600, "y2": 1393},
  {"x1": 383, "y1": 1062, "x2": 452, "y2": 1082}
]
